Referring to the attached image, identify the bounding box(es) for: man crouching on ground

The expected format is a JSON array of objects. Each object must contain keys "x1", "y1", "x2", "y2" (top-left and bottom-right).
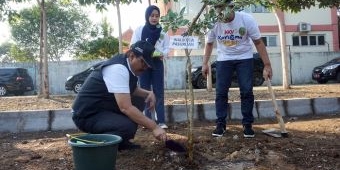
[{"x1": 71, "y1": 40, "x2": 167, "y2": 151}]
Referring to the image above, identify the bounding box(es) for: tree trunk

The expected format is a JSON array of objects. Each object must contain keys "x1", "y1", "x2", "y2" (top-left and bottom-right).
[
  {"x1": 184, "y1": 48, "x2": 194, "y2": 162},
  {"x1": 115, "y1": 0, "x2": 123, "y2": 53},
  {"x1": 42, "y1": 0, "x2": 49, "y2": 98},
  {"x1": 182, "y1": 3, "x2": 207, "y2": 162},
  {"x1": 37, "y1": 0, "x2": 49, "y2": 98},
  {"x1": 38, "y1": 3, "x2": 43, "y2": 96},
  {"x1": 274, "y1": 9, "x2": 290, "y2": 89}
]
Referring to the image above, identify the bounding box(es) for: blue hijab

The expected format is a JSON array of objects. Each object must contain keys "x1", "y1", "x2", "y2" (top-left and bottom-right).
[{"x1": 141, "y1": 5, "x2": 162, "y2": 46}]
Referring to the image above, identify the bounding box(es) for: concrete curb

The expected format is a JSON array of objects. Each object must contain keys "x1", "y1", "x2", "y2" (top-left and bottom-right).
[{"x1": 0, "y1": 97, "x2": 339, "y2": 133}]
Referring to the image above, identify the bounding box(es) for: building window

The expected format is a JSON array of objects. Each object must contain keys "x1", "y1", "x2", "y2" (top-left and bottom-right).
[
  {"x1": 292, "y1": 36, "x2": 299, "y2": 46},
  {"x1": 292, "y1": 35, "x2": 326, "y2": 46},
  {"x1": 301, "y1": 36, "x2": 308, "y2": 46},
  {"x1": 309, "y1": 36, "x2": 316, "y2": 45},
  {"x1": 318, "y1": 36, "x2": 325, "y2": 45},
  {"x1": 261, "y1": 35, "x2": 277, "y2": 47}
]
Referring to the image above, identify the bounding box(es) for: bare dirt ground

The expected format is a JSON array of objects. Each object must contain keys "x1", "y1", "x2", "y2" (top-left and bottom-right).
[{"x1": 0, "y1": 84, "x2": 340, "y2": 170}]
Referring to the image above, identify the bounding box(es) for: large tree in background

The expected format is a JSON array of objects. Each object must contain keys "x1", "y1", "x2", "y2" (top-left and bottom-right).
[
  {"x1": 0, "y1": 43, "x2": 13, "y2": 63},
  {"x1": 9, "y1": 1, "x2": 92, "y2": 61},
  {"x1": 7, "y1": 0, "x2": 92, "y2": 98},
  {"x1": 77, "y1": 0, "x2": 141, "y2": 53},
  {"x1": 75, "y1": 18, "x2": 121, "y2": 60},
  {"x1": 0, "y1": 0, "x2": 79, "y2": 98},
  {"x1": 0, "y1": 42, "x2": 35, "y2": 62},
  {"x1": 1, "y1": 0, "x2": 51, "y2": 98},
  {"x1": 75, "y1": 36, "x2": 119, "y2": 60}
]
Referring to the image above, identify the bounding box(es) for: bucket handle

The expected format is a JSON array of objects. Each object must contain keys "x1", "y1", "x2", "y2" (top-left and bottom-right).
[{"x1": 66, "y1": 133, "x2": 105, "y2": 144}]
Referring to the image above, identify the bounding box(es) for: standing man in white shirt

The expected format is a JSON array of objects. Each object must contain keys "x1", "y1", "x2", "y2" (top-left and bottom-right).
[{"x1": 202, "y1": 0, "x2": 273, "y2": 138}]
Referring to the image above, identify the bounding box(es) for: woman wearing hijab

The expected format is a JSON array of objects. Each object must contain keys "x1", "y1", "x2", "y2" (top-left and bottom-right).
[{"x1": 130, "y1": 5, "x2": 170, "y2": 129}]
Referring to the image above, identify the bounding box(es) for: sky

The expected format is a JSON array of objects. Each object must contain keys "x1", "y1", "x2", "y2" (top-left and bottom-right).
[
  {"x1": 84, "y1": 1, "x2": 149, "y2": 36},
  {"x1": 0, "y1": 23, "x2": 10, "y2": 44},
  {"x1": 0, "y1": 1, "x2": 149, "y2": 45}
]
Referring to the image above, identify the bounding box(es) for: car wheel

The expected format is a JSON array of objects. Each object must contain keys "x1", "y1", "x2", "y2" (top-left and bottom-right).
[
  {"x1": 336, "y1": 72, "x2": 340, "y2": 83},
  {"x1": 317, "y1": 79, "x2": 328, "y2": 84},
  {"x1": 73, "y1": 82, "x2": 83, "y2": 93},
  {"x1": 196, "y1": 74, "x2": 207, "y2": 89},
  {"x1": 0, "y1": 85, "x2": 8, "y2": 96},
  {"x1": 253, "y1": 71, "x2": 265, "y2": 86}
]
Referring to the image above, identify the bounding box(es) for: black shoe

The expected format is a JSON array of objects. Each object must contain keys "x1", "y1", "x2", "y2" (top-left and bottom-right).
[
  {"x1": 212, "y1": 124, "x2": 226, "y2": 137},
  {"x1": 118, "y1": 141, "x2": 141, "y2": 151},
  {"x1": 243, "y1": 124, "x2": 255, "y2": 138}
]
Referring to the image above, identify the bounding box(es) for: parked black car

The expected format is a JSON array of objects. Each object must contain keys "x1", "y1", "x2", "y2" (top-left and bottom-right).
[
  {"x1": 312, "y1": 57, "x2": 340, "y2": 84},
  {"x1": 0, "y1": 67, "x2": 34, "y2": 96},
  {"x1": 65, "y1": 62, "x2": 103, "y2": 93},
  {"x1": 190, "y1": 53, "x2": 265, "y2": 89}
]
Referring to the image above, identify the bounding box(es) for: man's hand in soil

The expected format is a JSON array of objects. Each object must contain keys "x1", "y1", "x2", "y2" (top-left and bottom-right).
[{"x1": 152, "y1": 126, "x2": 167, "y2": 142}]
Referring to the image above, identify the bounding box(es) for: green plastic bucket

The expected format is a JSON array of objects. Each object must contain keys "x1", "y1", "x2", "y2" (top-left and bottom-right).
[{"x1": 68, "y1": 134, "x2": 122, "y2": 170}]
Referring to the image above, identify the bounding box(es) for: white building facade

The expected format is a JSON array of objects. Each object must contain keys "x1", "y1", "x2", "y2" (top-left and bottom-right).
[{"x1": 156, "y1": 1, "x2": 339, "y2": 56}]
